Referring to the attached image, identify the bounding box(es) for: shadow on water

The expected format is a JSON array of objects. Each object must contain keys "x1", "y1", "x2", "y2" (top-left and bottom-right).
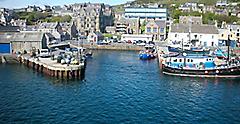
[
  {"x1": 160, "y1": 72, "x2": 240, "y2": 85},
  {"x1": 18, "y1": 63, "x2": 87, "y2": 86}
]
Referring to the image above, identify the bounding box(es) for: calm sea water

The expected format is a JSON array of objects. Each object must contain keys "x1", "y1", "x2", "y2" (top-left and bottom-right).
[{"x1": 0, "y1": 50, "x2": 240, "y2": 124}]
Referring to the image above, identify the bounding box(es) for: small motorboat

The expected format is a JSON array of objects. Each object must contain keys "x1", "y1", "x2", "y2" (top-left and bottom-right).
[{"x1": 139, "y1": 44, "x2": 156, "y2": 60}]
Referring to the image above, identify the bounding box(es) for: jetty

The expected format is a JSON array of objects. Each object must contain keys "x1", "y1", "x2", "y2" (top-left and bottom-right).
[{"x1": 18, "y1": 55, "x2": 85, "y2": 79}]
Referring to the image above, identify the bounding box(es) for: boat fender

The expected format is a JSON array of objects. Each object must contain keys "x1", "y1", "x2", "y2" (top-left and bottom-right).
[
  {"x1": 216, "y1": 70, "x2": 219, "y2": 73},
  {"x1": 205, "y1": 71, "x2": 208, "y2": 74}
]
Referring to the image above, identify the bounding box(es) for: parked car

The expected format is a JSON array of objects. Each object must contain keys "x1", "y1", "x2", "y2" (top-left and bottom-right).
[{"x1": 126, "y1": 40, "x2": 132, "y2": 44}]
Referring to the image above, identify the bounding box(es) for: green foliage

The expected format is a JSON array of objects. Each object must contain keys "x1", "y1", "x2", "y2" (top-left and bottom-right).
[
  {"x1": 140, "y1": 20, "x2": 147, "y2": 33},
  {"x1": 202, "y1": 12, "x2": 239, "y2": 24},
  {"x1": 15, "y1": 12, "x2": 72, "y2": 25},
  {"x1": 43, "y1": 15, "x2": 72, "y2": 23},
  {"x1": 103, "y1": 33, "x2": 113, "y2": 38}
]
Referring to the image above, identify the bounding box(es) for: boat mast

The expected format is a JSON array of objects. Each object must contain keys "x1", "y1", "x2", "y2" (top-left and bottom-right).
[
  {"x1": 227, "y1": 35, "x2": 230, "y2": 65},
  {"x1": 189, "y1": 16, "x2": 192, "y2": 46}
]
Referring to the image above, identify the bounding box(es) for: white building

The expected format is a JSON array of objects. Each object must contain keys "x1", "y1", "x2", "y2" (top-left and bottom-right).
[
  {"x1": 121, "y1": 34, "x2": 153, "y2": 42},
  {"x1": 168, "y1": 24, "x2": 219, "y2": 47},
  {"x1": 124, "y1": 7, "x2": 167, "y2": 22}
]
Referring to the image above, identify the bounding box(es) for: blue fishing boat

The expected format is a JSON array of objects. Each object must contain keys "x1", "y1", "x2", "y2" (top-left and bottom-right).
[
  {"x1": 139, "y1": 45, "x2": 157, "y2": 60},
  {"x1": 161, "y1": 49, "x2": 240, "y2": 78}
]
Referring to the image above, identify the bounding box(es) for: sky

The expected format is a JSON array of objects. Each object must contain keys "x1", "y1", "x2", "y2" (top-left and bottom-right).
[{"x1": 0, "y1": 0, "x2": 133, "y2": 9}]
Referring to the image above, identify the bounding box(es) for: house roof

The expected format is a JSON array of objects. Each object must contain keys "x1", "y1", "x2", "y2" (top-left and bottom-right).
[
  {"x1": 0, "y1": 26, "x2": 20, "y2": 32},
  {"x1": 45, "y1": 33, "x2": 55, "y2": 38},
  {"x1": 170, "y1": 24, "x2": 218, "y2": 34},
  {"x1": 146, "y1": 20, "x2": 166, "y2": 27},
  {"x1": 38, "y1": 22, "x2": 60, "y2": 29},
  {"x1": 0, "y1": 32, "x2": 44, "y2": 43}
]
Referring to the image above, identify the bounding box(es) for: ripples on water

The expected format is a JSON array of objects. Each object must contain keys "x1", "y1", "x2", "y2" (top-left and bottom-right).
[{"x1": 0, "y1": 50, "x2": 240, "y2": 124}]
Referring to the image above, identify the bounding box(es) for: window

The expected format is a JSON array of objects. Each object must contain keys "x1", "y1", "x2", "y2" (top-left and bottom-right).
[
  {"x1": 212, "y1": 35, "x2": 214, "y2": 39},
  {"x1": 153, "y1": 27, "x2": 157, "y2": 33},
  {"x1": 179, "y1": 59, "x2": 182, "y2": 62},
  {"x1": 187, "y1": 59, "x2": 190, "y2": 62},
  {"x1": 194, "y1": 35, "x2": 197, "y2": 38},
  {"x1": 147, "y1": 27, "x2": 151, "y2": 33},
  {"x1": 222, "y1": 34, "x2": 224, "y2": 37},
  {"x1": 237, "y1": 33, "x2": 239, "y2": 36},
  {"x1": 173, "y1": 59, "x2": 177, "y2": 62},
  {"x1": 211, "y1": 42, "x2": 214, "y2": 46},
  {"x1": 160, "y1": 28, "x2": 164, "y2": 33},
  {"x1": 175, "y1": 34, "x2": 177, "y2": 37}
]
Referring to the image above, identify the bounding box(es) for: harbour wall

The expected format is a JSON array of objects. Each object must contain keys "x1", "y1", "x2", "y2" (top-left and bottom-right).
[
  {"x1": 18, "y1": 56, "x2": 85, "y2": 80},
  {"x1": 70, "y1": 44, "x2": 143, "y2": 51}
]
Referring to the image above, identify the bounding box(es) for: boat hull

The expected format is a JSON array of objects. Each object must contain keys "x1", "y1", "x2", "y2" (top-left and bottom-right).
[
  {"x1": 139, "y1": 53, "x2": 152, "y2": 60},
  {"x1": 162, "y1": 65, "x2": 240, "y2": 78}
]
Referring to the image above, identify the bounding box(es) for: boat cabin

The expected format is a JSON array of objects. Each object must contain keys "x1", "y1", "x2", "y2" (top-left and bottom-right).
[{"x1": 165, "y1": 56, "x2": 215, "y2": 69}]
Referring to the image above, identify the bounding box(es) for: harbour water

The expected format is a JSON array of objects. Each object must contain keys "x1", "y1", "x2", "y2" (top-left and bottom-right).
[{"x1": 0, "y1": 50, "x2": 240, "y2": 123}]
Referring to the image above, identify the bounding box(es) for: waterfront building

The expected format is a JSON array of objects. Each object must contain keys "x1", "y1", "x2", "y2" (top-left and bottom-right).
[
  {"x1": 121, "y1": 34, "x2": 153, "y2": 43},
  {"x1": 218, "y1": 29, "x2": 237, "y2": 47},
  {"x1": 145, "y1": 20, "x2": 166, "y2": 41},
  {"x1": 227, "y1": 24, "x2": 240, "y2": 47},
  {"x1": 87, "y1": 31, "x2": 104, "y2": 43},
  {"x1": 124, "y1": 7, "x2": 167, "y2": 21},
  {"x1": 168, "y1": 23, "x2": 219, "y2": 47},
  {"x1": 71, "y1": 3, "x2": 113, "y2": 33},
  {"x1": 0, "y1": 32, "x2": 47, "y2": 54}
]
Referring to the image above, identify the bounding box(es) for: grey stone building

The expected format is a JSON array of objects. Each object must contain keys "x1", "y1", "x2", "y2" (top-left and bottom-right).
[
  {"x1": 0, "y1": 32, "x2": 47, "y2": 54},
  {"x1": 71, "y1": 3, "x2": 113, "y2": 34}
]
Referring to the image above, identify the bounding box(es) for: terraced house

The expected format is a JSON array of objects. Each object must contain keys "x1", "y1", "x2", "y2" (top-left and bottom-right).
[
  {"x1": 145, "y1": 20, "x2": 166, "y2": 41},
  {"x1": 71, "y1": 3, "x2": 113, "y2": 34}
]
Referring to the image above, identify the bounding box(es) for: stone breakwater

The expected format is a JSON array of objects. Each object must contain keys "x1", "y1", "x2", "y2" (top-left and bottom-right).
[{"x1": 18, "y1": 56, "x2": 85, "y2": 80}]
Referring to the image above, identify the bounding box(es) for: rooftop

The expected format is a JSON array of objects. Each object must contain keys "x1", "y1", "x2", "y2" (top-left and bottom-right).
[{"x1": 170, "y1": 24, "x2": 218, "y2": 34}]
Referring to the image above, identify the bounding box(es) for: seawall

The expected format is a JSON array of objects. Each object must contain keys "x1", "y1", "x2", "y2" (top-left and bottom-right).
[
  {"x1": 70, "y1": 44, "x2": 143, "y2": 51},
  {"x1": 18, "y1": 56, "x2": 85, "y2": 80}
]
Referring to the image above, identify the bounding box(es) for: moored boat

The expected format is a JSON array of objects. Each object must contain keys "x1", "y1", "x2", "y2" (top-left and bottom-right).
[
  {"x1": 139, "y1": 44, "x2": 157, "y2": 60},
  {"x1": 161, "y1": 52, "x2": 240, "y2": 78}
]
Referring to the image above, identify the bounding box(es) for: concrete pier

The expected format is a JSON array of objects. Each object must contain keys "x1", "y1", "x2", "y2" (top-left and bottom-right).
[{"x1": 19, "y1": 56, "x2": 85, "y2": 80}]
